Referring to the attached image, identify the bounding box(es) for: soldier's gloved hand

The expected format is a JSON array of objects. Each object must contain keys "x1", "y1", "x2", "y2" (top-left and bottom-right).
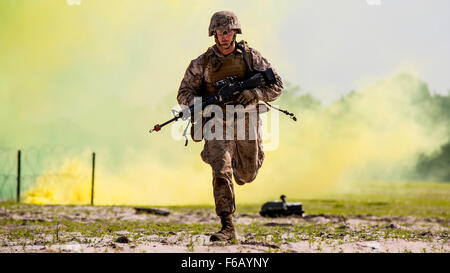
[{"x1": 237, "y1": 90, "x2": 257, "y2": 106}]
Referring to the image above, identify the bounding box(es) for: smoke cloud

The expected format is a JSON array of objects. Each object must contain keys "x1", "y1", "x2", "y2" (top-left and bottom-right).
[{"x1": 0, "y1": 1, "x2": 448, "y2": 205}]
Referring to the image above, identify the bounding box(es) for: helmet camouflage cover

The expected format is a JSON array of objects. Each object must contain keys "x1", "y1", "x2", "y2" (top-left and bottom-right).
[{"x1": 209, "y1": 11, "x2": 242, "y2": 36}]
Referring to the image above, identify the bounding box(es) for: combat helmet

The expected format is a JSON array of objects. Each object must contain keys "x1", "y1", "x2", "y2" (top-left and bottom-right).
[{"x1": 208, "y1": 11, "x2": 242, "y2": 36}]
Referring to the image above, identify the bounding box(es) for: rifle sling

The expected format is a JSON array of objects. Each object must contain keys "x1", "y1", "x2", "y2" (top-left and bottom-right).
[{"x1": 234, "y1": 42, "x2": 254, "y2": 74}]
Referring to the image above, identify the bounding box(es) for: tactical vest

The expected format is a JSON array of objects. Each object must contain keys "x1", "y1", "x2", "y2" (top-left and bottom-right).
[
  {"x1": 188, "y1": 41, "x2": 297, "y2": 144},
  {"x1": 201, "y1": 41, "x2": 253, "y2": 97},
  {"x1": 191, "y1": 41, "x2": 254, "y2": 142}
]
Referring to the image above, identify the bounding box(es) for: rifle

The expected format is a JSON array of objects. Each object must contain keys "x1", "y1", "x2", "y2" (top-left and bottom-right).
[{"x1": 149, "y1": 68, "x2": 296, "y2": 144}]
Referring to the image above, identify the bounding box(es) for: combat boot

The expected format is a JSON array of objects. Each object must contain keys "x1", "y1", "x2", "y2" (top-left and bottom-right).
[{"x1": 210, "y1": 213, "x2": 236, "y2": 242}]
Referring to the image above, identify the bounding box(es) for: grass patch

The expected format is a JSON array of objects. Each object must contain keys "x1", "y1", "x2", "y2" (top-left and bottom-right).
[
  {"x1": 238, "y1": 181, "x2": 450, "y2": 218},
  {"x1": 0, "y1": 181, "x2": 448, "y2": 251}
]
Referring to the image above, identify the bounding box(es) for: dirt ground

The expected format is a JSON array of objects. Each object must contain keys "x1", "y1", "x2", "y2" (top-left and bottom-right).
[{"x1": 0, "y1": 204, "x2": 448, "y2": 253}]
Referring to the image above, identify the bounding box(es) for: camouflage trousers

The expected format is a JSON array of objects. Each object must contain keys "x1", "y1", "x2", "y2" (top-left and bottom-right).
[{"x1": 200, "y1": 109, "x2": 265, "y2": 216}]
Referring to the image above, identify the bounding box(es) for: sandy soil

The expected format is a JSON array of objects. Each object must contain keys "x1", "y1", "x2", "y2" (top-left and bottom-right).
[{"x1": 0, "y1": 205, "x2": 448, "y2": 253}]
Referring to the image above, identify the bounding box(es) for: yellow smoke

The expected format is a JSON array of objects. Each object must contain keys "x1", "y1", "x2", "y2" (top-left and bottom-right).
[
  {"x1": 23, "y1": 156, "x2": 214, "y2": 206},
  {"x1": 2, "y1": 1, "x2": 447, "y2": 205},
  {"x1": 236, "y1": 73, "x2": 447, "y2": 203},
  {"x1": 23, "y1": 73, "x2": 447, "y2": 206},
  {"x1": 23, "y1": 159, "x2": 92, "y2": 205}
]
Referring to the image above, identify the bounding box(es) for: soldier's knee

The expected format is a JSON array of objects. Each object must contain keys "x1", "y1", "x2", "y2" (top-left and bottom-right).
[
  {"x1": 213, "y1": 171, "x2": 232, "y2": 184},
  {"x1": 214, "y1": 176, "x2": 229, "y2": 186},
  {"x1": 241, "y1": 172, "x2": 257, "y2": 183},
  {"x1": 234, "y1": 168, "x2": 258, "y2": 184}
]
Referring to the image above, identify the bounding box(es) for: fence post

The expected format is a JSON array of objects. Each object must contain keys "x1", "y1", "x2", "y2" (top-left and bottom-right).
[
  {"x1": 91, "y1": 152, "x2": 95, "y2": 206},
  {"x1": 17, "y1": 150, "x2": 21, "y2": 203}
]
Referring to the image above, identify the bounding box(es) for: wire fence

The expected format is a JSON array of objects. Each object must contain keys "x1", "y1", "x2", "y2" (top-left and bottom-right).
[
  {"x1": 0, "y1": 147, "x2": 95, "y2": 205},
  {"x1": 0, "y1": 148, "x2": 17, "y2": 201}
]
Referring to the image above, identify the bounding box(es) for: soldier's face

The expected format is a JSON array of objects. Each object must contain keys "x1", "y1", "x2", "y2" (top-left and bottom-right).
[{"x1": 216, "y1": 29, "x2": 236, "y2": 49}]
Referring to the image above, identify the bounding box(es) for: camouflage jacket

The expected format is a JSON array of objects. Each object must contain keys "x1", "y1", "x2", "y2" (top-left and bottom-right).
[{"x1": 177, "y1": 42, "x2": 283, "y2": 107}]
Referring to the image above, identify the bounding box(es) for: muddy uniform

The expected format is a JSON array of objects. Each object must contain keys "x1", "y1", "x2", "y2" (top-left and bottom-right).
[{"x1": 177, "y1": 41, "x2": 283, "y2": 216}]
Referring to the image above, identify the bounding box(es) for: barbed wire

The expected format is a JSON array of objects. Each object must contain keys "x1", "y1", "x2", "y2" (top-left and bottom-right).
[{"x1": 0, "y1": 146, "x2": 94, "y2": 201}]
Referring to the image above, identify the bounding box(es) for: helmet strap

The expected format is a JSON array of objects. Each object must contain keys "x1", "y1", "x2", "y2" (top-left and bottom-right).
[{"x1": 214, "y1": 33, "x2": 237, "y2": 50}]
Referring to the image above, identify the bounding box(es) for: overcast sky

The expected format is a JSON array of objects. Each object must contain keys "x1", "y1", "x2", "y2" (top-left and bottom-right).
[
  {"x1": 1, "y1": 0, "x2": 448, "y2": 107},
  {"x1": 272, "y1": 0, "x2": 450, "y2": 103}
]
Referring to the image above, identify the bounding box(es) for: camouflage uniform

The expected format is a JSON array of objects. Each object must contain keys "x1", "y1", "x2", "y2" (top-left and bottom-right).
[{"x1": 177, "y1": 43, "x2": 283, "y2": 216}]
